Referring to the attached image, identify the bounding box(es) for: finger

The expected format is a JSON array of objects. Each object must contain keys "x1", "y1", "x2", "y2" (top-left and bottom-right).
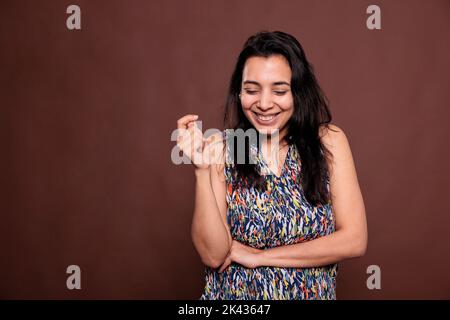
[
  {"x1": 191, "y1": 141, "x2": 204, "y2": 164},
  {"x1": 178, "y1": 132, "x2": 195, "y2": 151},
  {"x1": 203, "y1": 136, "x2": 224, "y2": 165},
  {"x1": 178, "y1": 125, "x2": 204, "y2": 161},
  {"x1": 188, "y1": 126, "x2": 204, "y2": 150},
  {"x1": 178, "y1": 129, "x2": 192, "y2": 146},
  {"x1": 179, "y1": 135, "x2": 202, "y2": 162},
  {"x1": 178, "y1": 139, "x2": 191, "y2": 156},
  {"x1": 180, "y1": 127, "x2": 197, "y2": 147},
  {"x1": 192, "y1": 134, "x2": 204, "y2": 152},
  {"x1": 177, "y1": 114, "x2": 198, "y2": 130},
  {"x1": 180, "y1": 136, "x2": 199, "y2": 155},
  {"x1": 176, "y1": 128, "x2": 188, "y2": 145},
  {"x1": 232, "y1": 240, "x2": 241, "y2": 247},
  {"x1": 175, "y1": 127, "x2": 187, "y2": 143},
  {"x1": 218, "y1": 256, "x2": 231, "y2": 273}
]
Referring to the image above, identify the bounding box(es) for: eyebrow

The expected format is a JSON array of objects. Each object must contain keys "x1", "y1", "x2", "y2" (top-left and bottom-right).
[{"x1": 243, "y1": 80, "x2": 291, "y2": 87}]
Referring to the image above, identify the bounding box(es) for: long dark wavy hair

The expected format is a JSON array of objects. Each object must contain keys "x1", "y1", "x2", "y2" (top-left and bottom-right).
[{"x1": 223, "y1": 30, "x2": 336, "y2": 206}]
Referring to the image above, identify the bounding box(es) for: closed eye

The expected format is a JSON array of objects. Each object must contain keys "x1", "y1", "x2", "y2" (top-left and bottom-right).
[{"x1": 243, "y1": 89, "x2": 288, "y2": 95}]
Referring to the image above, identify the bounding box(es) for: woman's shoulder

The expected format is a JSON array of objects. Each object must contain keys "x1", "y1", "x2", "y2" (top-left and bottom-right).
[
  {"x1": 319, "y1": 123, "x2": 354, "y2": 177},
  {"x1": 319, "y1": 123, "x2": 347, "y2": 148}
]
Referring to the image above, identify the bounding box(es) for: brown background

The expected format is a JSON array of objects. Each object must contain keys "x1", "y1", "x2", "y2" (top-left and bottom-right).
[{"x1": 1, "y1": 0, "x2": 449, "y2": 299}]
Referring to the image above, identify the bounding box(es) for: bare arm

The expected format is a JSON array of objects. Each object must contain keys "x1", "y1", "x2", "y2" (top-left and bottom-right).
[
  {"x1": 218, "y1": 124, "x2": 367, "y2": 272},
  {"x1": 191, "y1": 168, "x2": 231, "y2": 268},
  {"x1": 189, "y1": 131, "x2": 232, "y2": 268}
]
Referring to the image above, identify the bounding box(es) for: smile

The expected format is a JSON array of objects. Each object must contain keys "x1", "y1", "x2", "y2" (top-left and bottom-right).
[{"x1": 252, "y1": 111, "x2": 280, "y2": 125}]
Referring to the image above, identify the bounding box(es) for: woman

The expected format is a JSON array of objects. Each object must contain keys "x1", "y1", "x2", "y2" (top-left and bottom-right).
[{"x1": 176, "y1": 31, "x2": 367, "y2": 299}]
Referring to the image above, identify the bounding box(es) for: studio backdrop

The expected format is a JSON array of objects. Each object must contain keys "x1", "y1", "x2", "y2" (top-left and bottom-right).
[{"x1": 1, "y1": 0, "x2": 449, "y2": 299}]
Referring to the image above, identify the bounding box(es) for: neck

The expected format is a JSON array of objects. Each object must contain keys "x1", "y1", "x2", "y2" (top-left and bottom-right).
[
  {"x1": 258, "y1": 129, "x2": 289, "y2": 171},
  {"x1": 260, "y1": 127, "x2": 289, "y2": 150}
]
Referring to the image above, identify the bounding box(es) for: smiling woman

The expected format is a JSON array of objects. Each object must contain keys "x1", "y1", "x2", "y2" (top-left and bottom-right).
[
  {"x1": 239, "y1": 55, "x2": 294, "y2": 131},
  {"x1": 175, "y1": 30, "x2": 367, "y2": 300}
]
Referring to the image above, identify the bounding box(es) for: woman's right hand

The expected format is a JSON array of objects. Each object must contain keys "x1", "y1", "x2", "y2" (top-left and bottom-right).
[{"x1": 176, "y1": 114, "x2": 210, "y2": 170}]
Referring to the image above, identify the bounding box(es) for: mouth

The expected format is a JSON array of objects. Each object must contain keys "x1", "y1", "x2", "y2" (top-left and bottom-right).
[{"x1": 252, "y1": 111, "x2": 281, "y2": 125}]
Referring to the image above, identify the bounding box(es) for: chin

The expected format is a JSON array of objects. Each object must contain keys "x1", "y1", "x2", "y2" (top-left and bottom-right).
[{"x1": 254, "y1": 126, "x2": 280, "y2": 135}]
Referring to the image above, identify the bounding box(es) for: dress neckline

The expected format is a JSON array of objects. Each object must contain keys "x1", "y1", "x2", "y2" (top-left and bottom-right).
[{"x1": 257, "y1": 144, "x2": 292, "y2": 179}]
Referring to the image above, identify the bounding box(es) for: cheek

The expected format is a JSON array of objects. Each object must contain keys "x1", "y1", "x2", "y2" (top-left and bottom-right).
[
  {"x1": 279, "y1": 97, "x2": 294, "y2": 112},
  {"x1": 282, "y1": 93, "x2": 294, "y2": 106},
  {"x1": 240, "y1": 98, "x2": 254, "y2": 110}
]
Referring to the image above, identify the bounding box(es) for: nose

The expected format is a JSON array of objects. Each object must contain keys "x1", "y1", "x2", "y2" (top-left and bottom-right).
[{"x1": 257, "y1": 90, "x2": 273, "y2": 111}]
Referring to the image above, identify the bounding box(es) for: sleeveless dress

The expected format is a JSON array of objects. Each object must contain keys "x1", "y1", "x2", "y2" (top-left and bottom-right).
[{"x1": 199, "y1": 130, "x2": 338, "y2": 300}]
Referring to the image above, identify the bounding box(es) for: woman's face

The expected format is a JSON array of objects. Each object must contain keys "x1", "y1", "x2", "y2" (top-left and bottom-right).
[{"x1": 240, "y1": 54, "x2": 294, "y2": 138}]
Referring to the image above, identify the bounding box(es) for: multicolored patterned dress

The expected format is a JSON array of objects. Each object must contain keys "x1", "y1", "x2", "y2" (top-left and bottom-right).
[{"x1": 199, "y1": 130, "x2": 338, "y2": 300}]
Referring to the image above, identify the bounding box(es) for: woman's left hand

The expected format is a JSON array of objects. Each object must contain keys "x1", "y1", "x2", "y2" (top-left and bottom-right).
[{"x1": 218, "y1": 240, "x2": 263, "y2": 273}]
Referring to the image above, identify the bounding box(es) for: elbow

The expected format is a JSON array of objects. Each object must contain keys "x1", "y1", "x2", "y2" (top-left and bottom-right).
[
  {"x1": 353, "y1": 241, "x2": 367, "y2": 258},
  {"x1": 192, "y1": 236, "x2": 229, "y2": 269},
  {"x1": 192, "y1": 229, "x2": 232, "y2": 269},
  {"x1": 205, "y1": 240, "x2": 232, "y2": 269},
  {"x1": 200, "y1": 251, "x2": 228, "y2": 269},
  {"x1": 350, "y1": 234, "x2": 367, "y2": 258},
  {"x1": 340, "y1": 227, "x2": 367, "y2": 259},
  {"x1": 339, "y1": 221, "x2": 367, "y2": 259},
  {"x1": 202, "y1": 257, "x2": 224, "y2": 269}
]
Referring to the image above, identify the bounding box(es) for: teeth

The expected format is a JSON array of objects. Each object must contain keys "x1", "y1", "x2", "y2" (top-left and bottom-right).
[{"x1": 257, "y1": 114, "x2": 276, "y2": 121}]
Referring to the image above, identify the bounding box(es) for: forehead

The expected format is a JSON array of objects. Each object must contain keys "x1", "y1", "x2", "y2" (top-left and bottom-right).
[{"x1": 242, "y1": 55, "x2": 291, "y2": 83}]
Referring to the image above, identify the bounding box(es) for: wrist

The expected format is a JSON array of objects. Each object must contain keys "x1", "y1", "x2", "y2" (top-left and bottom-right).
[
  {"x1": 254, "y1": 248, "x2": 266, "y2": 268},
  {"x1": 194, "y1": 167, "x2": 210, "y2": 178}
]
